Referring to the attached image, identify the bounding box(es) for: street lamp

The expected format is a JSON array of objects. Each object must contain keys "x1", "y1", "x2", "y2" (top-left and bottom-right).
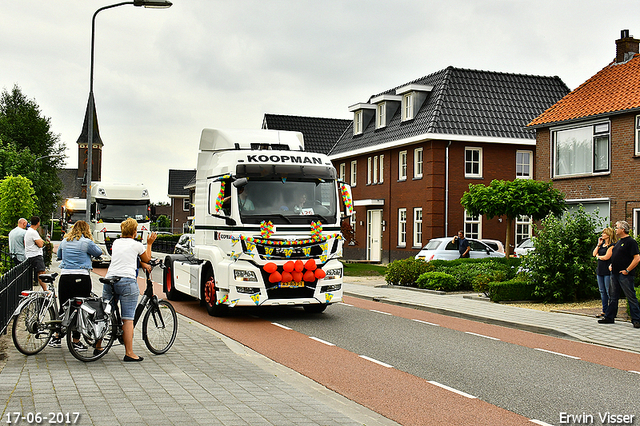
[{"x1": 84, "y1": 0, "x2": 172, "y2": 222}]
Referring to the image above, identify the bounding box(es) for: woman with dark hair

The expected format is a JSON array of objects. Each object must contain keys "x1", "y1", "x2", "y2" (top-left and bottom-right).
[
  {"x1": 593, "y1": 227, "x2": 616, "y2": 318},
  {"x1": 49, "y1": 220, "x2": 102, "y2": 350}
]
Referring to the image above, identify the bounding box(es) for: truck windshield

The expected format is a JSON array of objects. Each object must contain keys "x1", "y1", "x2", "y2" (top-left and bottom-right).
[
  {"x1": 95, "y1": 200, "x2": 150, "y2": 223},
  {"x1": 238, "y1": 179, "x2": 337, "y2": 225}
]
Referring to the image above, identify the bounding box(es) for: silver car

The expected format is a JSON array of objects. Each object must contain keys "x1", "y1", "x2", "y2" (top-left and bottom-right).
[{"x1": 415, "y1": 237, "x2": 506, "y2": 261}]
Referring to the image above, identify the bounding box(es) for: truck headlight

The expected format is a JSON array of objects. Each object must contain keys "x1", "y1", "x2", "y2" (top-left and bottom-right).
[
  {"x1": 321, "y1": 284, "x2": 341, "y2": 292},
  {"x1": 324, "y1": 268, "x2": 342, "y2": 280},
  {"x1": 234, "y1": 270, "x2": 258, "y2": 282},
  {"x1": 236, "y1": 286, "x2": 261, "y2": 294}
]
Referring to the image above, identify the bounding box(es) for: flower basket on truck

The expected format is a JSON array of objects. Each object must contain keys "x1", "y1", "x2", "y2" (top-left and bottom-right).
[{"x1": 163, "y1": 128, "x2": 354, "y2": 316}]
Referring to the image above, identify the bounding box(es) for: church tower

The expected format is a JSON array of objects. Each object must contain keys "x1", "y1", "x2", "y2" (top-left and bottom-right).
[{"x1": 76, "y1": 96, "x2": 103, "y2": 195}]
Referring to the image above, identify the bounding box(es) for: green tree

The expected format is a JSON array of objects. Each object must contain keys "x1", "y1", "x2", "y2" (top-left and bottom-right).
[
  {"x1": 460, "y1": 179, "x2": 566, "y2": 256},
  {"x1": 156, "y1": 214, "x2": 171, "y2": 231},
  {"x1": 521, "y1": 207, "x2": 603, "y2": 302},
  {"x1": 0, "y1": 175, "x2": 37, "y2": 234},
  {"x1": 0, "y1": 85, "x2": 65, "y2": 219}
]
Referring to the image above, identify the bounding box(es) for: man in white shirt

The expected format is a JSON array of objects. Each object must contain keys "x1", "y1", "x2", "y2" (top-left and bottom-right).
[
  {"x1": 8, "y1": 218, "x2": 28, "y2": 265},
  {"x1": 24, "y1": 216, "x2": 47, "y2": 291}
]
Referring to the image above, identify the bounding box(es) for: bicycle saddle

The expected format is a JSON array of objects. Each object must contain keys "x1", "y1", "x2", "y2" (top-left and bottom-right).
[
  {"x1": 99, "y1": 277, "x2": 122, "y2": 285},
  {"x1": 39, "y1": 273, "x2": 58, "y2": 283}
]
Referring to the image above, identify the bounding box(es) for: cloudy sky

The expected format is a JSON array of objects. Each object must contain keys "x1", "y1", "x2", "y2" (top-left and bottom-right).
[{"x1": 1, "y1": 0, "x2": 638, "y2": 203}]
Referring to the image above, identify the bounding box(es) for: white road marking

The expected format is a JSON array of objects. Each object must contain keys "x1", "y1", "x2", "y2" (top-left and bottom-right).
[
  {"x1": 428, "y1": 381, "x2": 476, "y2": 399},
  {"x1": 359, "y1": 355, "x2": 393, "y2": 368},
  {"x1": 534, "y1": 348, "x2": 580, "y2": 359},
  {"x1": 465, "y1": 331, "x2": 500, "y2": 341},
  {"x1": 338, "y1": 302, "x2": 353, "y2": 306},
  {"x1": 629, "y1": 370, "x2": 640, "y2": 375},
  {"x1": 369, "y1": 309, "x2": 392, "y2": 315},
  {"x1": 271, "y1": 322, "x2": 292, "y2": 330},
  {"x1": 309, "y1": 336, "x2": 335, "y2": 346},
  {"x1": 529, "y1": 419, "x2": 554, "y2": 426},
  {"x1": 412, "y1": 319, "x2": 440, "y2": 326}
]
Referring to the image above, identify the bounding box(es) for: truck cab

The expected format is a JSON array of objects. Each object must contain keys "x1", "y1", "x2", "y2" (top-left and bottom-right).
[{"x1": 164, "y1": 129, "x2": 353, "y2": 316}]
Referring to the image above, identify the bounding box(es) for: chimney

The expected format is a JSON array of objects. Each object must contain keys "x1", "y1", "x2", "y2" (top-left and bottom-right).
[{"x1": 615, "y1": 29, "x2": 640, "y2": 63}]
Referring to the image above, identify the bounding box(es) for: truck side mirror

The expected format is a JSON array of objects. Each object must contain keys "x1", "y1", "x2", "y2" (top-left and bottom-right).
[{"x1": 233, "y1": 178, "x2": 248, "y2": 188}]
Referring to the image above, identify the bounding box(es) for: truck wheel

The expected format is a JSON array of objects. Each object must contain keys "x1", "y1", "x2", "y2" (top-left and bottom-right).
[
  {"x1": 303, "y1": 304, "x2": 327, "y2": 314},
  {"x1": 163, "y1": 256, "x2": 181, "y2": 301},
  {"x1": 202, "y1": 265, "x2": 227, "y2": 317}
]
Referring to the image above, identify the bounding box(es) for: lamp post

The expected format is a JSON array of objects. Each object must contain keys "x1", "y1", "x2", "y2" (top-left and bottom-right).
[{"x1": 84, "y1": 0, "x2": 172, "y2": 222}]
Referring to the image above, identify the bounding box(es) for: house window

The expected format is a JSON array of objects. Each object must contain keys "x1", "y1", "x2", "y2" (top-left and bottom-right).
[
  {"x1": 516, "y1": 150, "x2": 533, "y2": 179},
  {"x1": 354, "y1": 110, "x2": 363, "y2": 135},
  {"x1": 414, "y1": 147, "x2": 423, "y2": 178},
  {"x1": 373, "y1": 156, "x2": 379, "y2": 184},
  {"x1": 339, "y1": 163, "x2": 346, "y2": 181},
  {"x1": 183, "y1": 198, "x2": 190, "y2": 212},
  {"x1": 377, "y1": 103, "x2": 386, "y2": 129},
  {"x1": 402, "y1": 93, "x2": 414, "y2": 121},
  {"x1": 379, "y1": 154, "x2": 384, "y2": 183},
  {"x1": 367, "y1": 157, "x2": 372, "y2": 184},
  {"x1": 413, "y1": 208, "x2": 423, "y2": 248},
  {"x1": 350, "y1": 160, "x2": 357, "y2": 186},
  {"x1": 399, "y1": 151, "x2": 407, "y2": 181},
  {"x1": 465, "y1": 147, "x2": 482, "y2": 178},
  {"x1": 398, "y1": 208, "x2": 407, "y2": 247},
  {"x1": 636, "y1": 115, "x2": 640, "y2": 155},
  {"x1": 516, "y1": 215, "x2": 532, "y2": 245},
  {"x1": 553, "y1": 122, "x2": 610, "y2": 177},
  {"x1": 464, "y1": 210, "x2": 480, "y2": 239}
]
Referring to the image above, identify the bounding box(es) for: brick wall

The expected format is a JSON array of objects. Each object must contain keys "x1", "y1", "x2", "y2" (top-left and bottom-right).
[
  {"x1": 535, "y1": 112, "x2": 640, "y2": 226},
  {"x1": 335, "y1": 138, "x2": 536, "y2": 261}
]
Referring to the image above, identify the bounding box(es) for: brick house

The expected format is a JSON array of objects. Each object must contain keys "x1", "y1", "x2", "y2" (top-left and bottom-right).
[
  {"x1": 329, "y1": 67, "x2": 569, "y2": 262},
  {"x1": 167, "y1": 169, "x2": 196, "y2": 234},
  {"x1": 528, "y1": 30, "x2": 640, "y2": 232}
]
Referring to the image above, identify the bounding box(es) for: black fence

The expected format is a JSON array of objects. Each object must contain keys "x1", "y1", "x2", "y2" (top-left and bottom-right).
[
  {"x1": 1, "y1": 260, "x2": 33, "y2": 335},
  {"x1": 153, "y1": 239, "x2": 177, "y2": 254}
]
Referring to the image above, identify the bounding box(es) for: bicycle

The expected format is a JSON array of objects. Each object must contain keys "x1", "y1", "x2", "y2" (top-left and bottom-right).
[
  {"x1": 11, "y1": 273, "x2": 64, "y2": 355},
  {"x1": 66, "y1": 258, "x2": 178, "y2": 362}
]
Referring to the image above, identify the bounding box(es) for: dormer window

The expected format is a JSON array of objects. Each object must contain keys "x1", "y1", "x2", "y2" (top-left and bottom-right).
[
  {"x1": 402, "y1": 93, "x2": 414, "y2": 121},
  {"x1": 349, "y1": 103, "x2": 376, "y2": 136},
  {"x1": 376, "y1": 103, "x2": 386, "y2": 129},
  {"x1": 354, "y1": 111, "x2": 363, "y2": 135},
  {"x1": 395, "y1": 84, "x2": 433, "y2": 122}
]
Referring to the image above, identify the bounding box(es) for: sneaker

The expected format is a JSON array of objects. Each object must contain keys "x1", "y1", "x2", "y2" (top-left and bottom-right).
[
  {"x1": 72, "y1": 341, "x2": 87, "y2": 352},
  {"x1": 48, "y1": 337, "x2": 61, "y2": 348},
  {"x1": 633, "y1": 321, "x2": 640, "y2": 329},
  {"x1": 598, "y1": 318, "x2": 615, "y2": 324}
]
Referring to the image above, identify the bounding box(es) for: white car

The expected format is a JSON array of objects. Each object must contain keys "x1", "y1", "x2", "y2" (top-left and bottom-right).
[
  {"x1": 415, "y1": 237, "x2": 506, "y2": 262},
  {"x1": 480, "y1": 239, "x2": 505, "y2": 254},
  {"x1": 514, "y1": 237, "x2": 535, "y2": 257}
]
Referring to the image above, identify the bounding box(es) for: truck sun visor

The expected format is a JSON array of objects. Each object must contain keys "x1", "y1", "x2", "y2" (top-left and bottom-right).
[{"x1": 236, "y1": 164, "x2": 336, "y2": 180}]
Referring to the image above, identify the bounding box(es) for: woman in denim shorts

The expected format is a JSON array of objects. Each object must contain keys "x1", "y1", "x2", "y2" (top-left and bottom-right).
[{"x1": 101, "y1": 218, "x2": 157, "y2": 362}]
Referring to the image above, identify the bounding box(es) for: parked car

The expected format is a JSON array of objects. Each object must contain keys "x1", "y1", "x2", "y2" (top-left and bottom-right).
[
  {"x1": 174, "y1": 233, "x2": 194, "y2": 255},
  {"x1": 513, "y1": 237, "x2": 535, "y2": 257},
  {"x1": 415, "y1": 237, "x2": 506, "y2": 261},
  {"x1": 480, "y1": 239, "x2": 505, "y2": 254}
]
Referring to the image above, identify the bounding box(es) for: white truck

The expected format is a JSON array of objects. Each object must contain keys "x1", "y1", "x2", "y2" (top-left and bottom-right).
[
  {"x1": 89, "y1": 182, "x2": 151, "y2": 264},
  {"x1": 60, "y1": 198, "x2": 87, "y2": 234},
  {"x1": 163, "y1": 128, "x2": 354, "y2": 316}
]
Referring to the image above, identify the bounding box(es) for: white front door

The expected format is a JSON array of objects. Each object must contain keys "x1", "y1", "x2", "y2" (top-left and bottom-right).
[{"x1": 367, "y1": 209, "x2": 383, "y2": 261}]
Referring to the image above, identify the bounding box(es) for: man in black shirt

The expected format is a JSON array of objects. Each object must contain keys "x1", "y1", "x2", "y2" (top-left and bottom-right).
[
  {"x1": 452, "y1": 230, "x2": 470, "y2": 259},
  {"x1": 598, "y1": 221, "x2": 640, "y2": 328}
]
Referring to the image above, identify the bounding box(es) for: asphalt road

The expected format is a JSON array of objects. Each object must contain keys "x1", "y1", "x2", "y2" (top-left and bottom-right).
[{"x1": 133, "y1": 267, "x2": 640, "y2": 425}]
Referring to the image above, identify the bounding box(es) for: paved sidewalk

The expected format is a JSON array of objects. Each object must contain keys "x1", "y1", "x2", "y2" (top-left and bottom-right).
[
  {"x1": 343, "y1": 277, "x2": 640, "y2": 354},
  {"x1": 1, "y1": 268, "x2": 398, "y2": 426}
]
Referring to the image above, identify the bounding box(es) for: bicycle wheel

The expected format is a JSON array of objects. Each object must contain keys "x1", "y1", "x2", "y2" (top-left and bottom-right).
[
  {"x1": 142, "y1": 300, "x2": 177, "y2": 355},
  {"x1": 12, "y1": 297, "x2": 55, "y2": 355},
  {"x1": 66, "y1": 311, "x2": 117, "y2": 362}
]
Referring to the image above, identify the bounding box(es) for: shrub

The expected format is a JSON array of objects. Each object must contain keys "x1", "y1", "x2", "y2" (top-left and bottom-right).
[
  {"x1": 488, "y1": 278, "x2": 539, "y2": 302},
  {"x1": 416, "y1": 271, "x2": 458, "y2": 291},
  {"x1": 472, "y1": 269, "x2": 507, "y2": 296},
  {"x1": 521, "y1": 207, "x2": 602, "y2": 302},
  {"x1": 385, "y1": 258, "x2": 433, "y2": 286}
]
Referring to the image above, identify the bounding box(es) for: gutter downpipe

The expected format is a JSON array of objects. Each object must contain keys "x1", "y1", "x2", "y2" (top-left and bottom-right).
[{"x1": 445, "y1": 141, "x2": 452, "y2": 237}]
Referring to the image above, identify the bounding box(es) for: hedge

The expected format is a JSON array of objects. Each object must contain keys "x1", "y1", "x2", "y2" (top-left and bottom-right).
[
  {"x1": 416, "y1": 272, "x2": 458, "y2": 291},
  {"x1": 487, "y1": 278, "x2": 539, "y2": 302}
]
